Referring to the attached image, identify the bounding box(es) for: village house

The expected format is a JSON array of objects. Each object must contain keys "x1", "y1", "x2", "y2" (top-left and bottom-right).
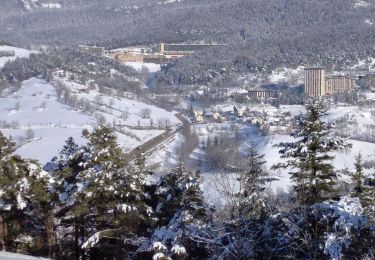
[
  {"x1": 195, "y1": 114, "x2": 204, "y2": 123},
  {"x1": 193, "y1": 110, "x2": 204, "y2": 123},
  {"x1": 233, "y1": 106, "x2": 247, "y2": 117}
]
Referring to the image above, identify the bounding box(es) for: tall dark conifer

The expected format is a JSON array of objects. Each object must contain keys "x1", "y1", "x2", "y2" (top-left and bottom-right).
[
  {"x1": 273, "y1": 99, "x2": 351, "y2": 205},
  {"x1": 237, "y1": 139, "x2": 268, "y2": 221},
  {"x1": 351, "y1": 152, "x2": 365, "y2": 195},
  {"x1": 0, "y1": 131, "x2": 53, "y2": 256}
]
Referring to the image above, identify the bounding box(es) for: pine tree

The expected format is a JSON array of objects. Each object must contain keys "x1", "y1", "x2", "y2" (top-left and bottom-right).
[
  {"x1": 46, "y1": 129, "x2": 153, "y2": 258},
  {"x1": 45, "y1": 137, "x2": 87, "y2": 259},
  {"x1": 72, "y1": 127, "x2": 152, "y2": 258},
  {"x1": 362, "y1": 183, "x2": 375, "y2": 224},
  {"x1": 272, "y1": 99, "x2": 351, "y2": 205},
  {"x1": 0, "y1": 131, "x2": 53, "y2": 256},
  {"x1": 351, "y1": 152, "x2": 365, "y2": 196},
  {"x1": 75, "y1": 127, "x2": 137, "y2": 229},
  {"x1": 145, "y1": 164, "x2": 213, "y2": 259},
  {"x1": 236, "y1": 139, "x2": 268, "y2": 221},
  {"x1": 350, "y1": 153, "x2": 375, "y2": 224},
  {"x1": 217, "y1": 140, "x2": 269, "y2": 258},
  {"x1": 154, "y1": 163, "x2": 189, "y2": 226}
]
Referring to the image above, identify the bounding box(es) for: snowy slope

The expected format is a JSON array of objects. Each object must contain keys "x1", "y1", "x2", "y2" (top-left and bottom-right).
[
  {"x1": 201, "y1": 133, "x2": 375, "y2": 207},
  {"x1": 0, "y1": 78, "x2": 94, "y2": 126},
  {"x1": 0, "y1": 78, "x2": 180, "y2": 163},
  {"x1": 74, "y1": 92, "x2": 180, "y2": 127},
  {"x1": 0, "y1": 45, "x2": 37, "y2": 68},
  {"x1": 0, "y1": 251, "x2": 49, "y2": 259},
  {"x1": 0, "y1": 78, "x2": 95, "y2": 162},
  {"x1": 56, "y1": 77, "x2": 180, "y2": 128},
  {"x1": 268, "y1": 66, "x2": 305, "y2": 85}
]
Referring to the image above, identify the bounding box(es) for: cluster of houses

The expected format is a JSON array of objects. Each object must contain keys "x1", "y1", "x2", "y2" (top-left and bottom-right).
[
  {"x1": 190, "y1": 106, "x2": 294, "y2": 135},
  {"x1": 233, "y1": 106, "x2": 294, "y2": 135},
  {"x1": 192, "y1": 110, "x2": 227, "y2": 124}
]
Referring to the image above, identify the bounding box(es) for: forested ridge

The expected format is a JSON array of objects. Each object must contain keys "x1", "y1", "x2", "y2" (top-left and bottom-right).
[{"x1": 1, "y1": 0, "x2": 375, "y2": 86}]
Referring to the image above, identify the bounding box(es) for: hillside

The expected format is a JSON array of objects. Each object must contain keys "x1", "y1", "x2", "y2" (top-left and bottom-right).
[
  {"x1": 1, "y1": 0, "x2": 374, "y2": 87},
  {"x1": 0, "y1": 77, "x2": 180, "y2": 163},
  {"x1": 0, "y1": 45, "x2": 37, "y2": 68}
]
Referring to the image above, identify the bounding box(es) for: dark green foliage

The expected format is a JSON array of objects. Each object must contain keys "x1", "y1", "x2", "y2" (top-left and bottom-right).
[
  {"x1": 154, "y1": 163, "x2": 190, "y2": 226},
  {"x1": 273, "y1": 99, "x2": 351, "y2": 205},
  {"x1": 46, "y1": 127, "x2": 153, "y2": 258},
  {"x1": 143, "y1": 164, "x2": 214, "y2": 259},
  {"x1": 352, "y1": 152, "x2": 365, "y2": 195},
  {"x1": 350, "y1": 152, "x2": 375, "y2": 224},
  {"x1": 232, "y1": 139, "x2": 268, "y2": 222},
  {"x1": 1, "y1": 48, "x2": 140, "y2": 84},
  {"x1": 0, "y1": 131, "x2": 53, "y2": 257}
]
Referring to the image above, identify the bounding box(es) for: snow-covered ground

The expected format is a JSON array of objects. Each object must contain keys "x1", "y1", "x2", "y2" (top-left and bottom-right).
[
  {"x1": 327, "y1": 105, "x2": 375, "y2": 125},
  {"x1": 125, "y1": 62, "x2": 161, "y2": 73},
  {"x1": 349, "y1": 57, "x2": 375, "y2": 72},
  {"x1": 201, "y1": 132, "x2": 375, "y2": 206},
  {"x1": 268, "y1": 66, "x2": 305, "y2": 85},
  {"x1": 0, "y1": 78, "x2": 180, "y2": 163},
  {"x1": 73, "y1": 91, "x2": 180, "y2": 128},
  {"x1": 0, "y1": 45, "x2": 37, "y2": 68},
  {"x1": 364, "y1": 92, "x2": 375, "y2": 100},
  {"x1": 0, "y1": 251, "x2": 49, "y2": 260},
  {"x1": 147, "y1": 132, "x2": 185, "y2": 169},
  {"x1": 353, "y1": 0, "x2": 370, "y2": 8},
  {"x1": 55, "y1": 76, "x2": 180, "y2": 128},
  {"x1": 0, "y1": 78, "x2": 94, "y2": 162}
]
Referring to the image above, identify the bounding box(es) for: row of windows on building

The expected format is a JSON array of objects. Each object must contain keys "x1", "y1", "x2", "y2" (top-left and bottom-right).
[{"x1": 304, "y1": 68, "x2": 360, "y2": 97}]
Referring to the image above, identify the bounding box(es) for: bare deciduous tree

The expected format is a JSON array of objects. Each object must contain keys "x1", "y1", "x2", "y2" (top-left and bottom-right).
[{"x1": 140, "y1": 108, "x2": 151, "y2": 119}]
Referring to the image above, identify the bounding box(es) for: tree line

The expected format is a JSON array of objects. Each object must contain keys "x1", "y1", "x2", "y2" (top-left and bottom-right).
[{"x1": 1, "y1": 0, "x2": 375, "y2": 91}]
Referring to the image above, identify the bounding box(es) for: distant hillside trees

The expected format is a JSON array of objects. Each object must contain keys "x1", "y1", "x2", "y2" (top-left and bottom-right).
[
  {"x1": 0, "y1": 48, "x2": 143, "y2": 93},
  {"x1": 1, "y1": 0, "x2": 374, "y2": 90}
]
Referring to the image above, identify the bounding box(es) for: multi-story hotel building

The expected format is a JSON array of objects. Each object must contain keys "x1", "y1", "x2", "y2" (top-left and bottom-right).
[
  {"x1": 248, "y1": 90, "x2": 279, "y2": 99},
  {"x1": 325, "y1": 75, "x2": 355, "y2": 95},
  {"x1": 304, "y1": 68, "x2": 326, "y2": 97}
]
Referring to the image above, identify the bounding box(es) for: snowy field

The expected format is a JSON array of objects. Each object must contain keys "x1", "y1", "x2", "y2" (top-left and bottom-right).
[
  {"x1": 73, "y1": 91, "x2": 180, "y2": 128},
  {"x1": 0, "y1": 251, "x2": 49, "y2": 260},
  {"x1": 0, "y1": 78, "x2": 180, "y2": 164},
  {"x1": 0, "y1": 78, "x2": 94, "y2": 162},
  {"x1": 0, "y1": 45, "x2": 37, "y2": 68}
]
